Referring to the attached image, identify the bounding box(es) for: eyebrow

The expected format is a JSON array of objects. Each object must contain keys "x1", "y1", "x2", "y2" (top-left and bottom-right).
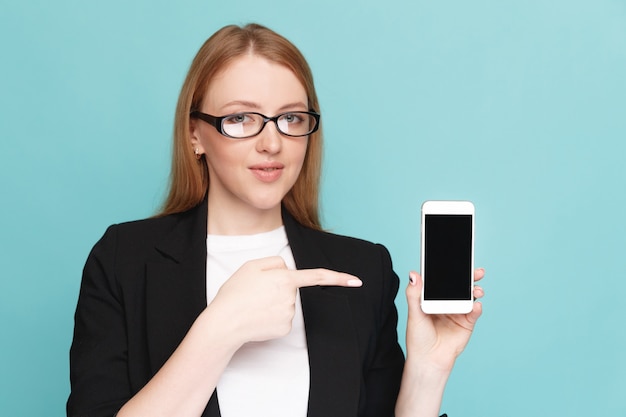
[{"x1": 221, "y1": 100, "x2": 308, "y2": 113}]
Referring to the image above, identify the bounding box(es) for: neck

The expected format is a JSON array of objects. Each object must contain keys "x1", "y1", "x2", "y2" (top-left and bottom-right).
[{"x1": 206, "y1": 199, "x2": 283, "y2": 236}]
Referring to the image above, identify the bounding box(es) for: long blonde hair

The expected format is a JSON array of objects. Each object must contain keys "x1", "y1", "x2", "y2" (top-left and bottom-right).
[{"x1": 158, "y1": 23, "x2": 323, "y2": 230}]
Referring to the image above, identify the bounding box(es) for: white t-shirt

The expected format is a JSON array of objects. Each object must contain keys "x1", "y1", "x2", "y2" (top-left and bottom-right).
[{"x1": 206, "y1": 226, "x2": 309, "y2": 417}]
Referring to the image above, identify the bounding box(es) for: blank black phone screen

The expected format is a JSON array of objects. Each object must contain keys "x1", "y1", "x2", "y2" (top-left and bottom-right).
[{"x1": 423, "y1": 214, "x2": 473, "y2": 300}]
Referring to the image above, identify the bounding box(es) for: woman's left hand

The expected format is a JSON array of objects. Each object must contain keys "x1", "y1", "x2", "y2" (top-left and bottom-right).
[{"x1": 404, "y1": 268, "x2": 485, "y2": 373}]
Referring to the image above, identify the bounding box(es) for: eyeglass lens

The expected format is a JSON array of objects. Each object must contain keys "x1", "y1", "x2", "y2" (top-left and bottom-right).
[{"x1": 222, "y1": 112, "x2": 316, "y2": 138}]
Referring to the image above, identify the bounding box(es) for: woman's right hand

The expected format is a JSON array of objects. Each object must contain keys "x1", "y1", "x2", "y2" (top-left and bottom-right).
[{"x1": 206, "y1": 256, "x2": 362, "y2": 346}]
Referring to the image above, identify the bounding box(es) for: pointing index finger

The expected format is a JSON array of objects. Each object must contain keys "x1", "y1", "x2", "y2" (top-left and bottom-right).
[{"x1": 293, "y1": 268, "x2": 362, "y2": 289}]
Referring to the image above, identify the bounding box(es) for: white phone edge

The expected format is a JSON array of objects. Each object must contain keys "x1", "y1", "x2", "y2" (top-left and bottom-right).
[{"x1": 420, "y1": 200, "x2": 475, "y2": 315}]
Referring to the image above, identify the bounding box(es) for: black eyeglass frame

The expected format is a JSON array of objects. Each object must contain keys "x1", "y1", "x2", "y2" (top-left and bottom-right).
[{"x1": 190, "y1": 110, "x2": 321, "y2": 139}]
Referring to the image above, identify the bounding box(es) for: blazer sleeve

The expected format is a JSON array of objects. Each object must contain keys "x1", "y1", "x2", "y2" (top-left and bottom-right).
[
  {"x1": 360, "y1": 244, "x2": 405, "y2": 417},
  {"x1": 67, "y1": 225, "x2": 130, "y2": 417},
  {"x1": 364, "y1": 245, "x2": 449, "y2": 417}
]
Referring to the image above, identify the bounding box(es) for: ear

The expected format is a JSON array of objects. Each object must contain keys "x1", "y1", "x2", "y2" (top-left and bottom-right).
[{"x1": 189, "y1": 118, "x2": 206, "y2": 156}]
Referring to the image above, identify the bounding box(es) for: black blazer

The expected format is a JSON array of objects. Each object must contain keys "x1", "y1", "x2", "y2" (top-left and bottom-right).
[{"x1": 67, "y1": 199, "x2": 405, "y2": 417}]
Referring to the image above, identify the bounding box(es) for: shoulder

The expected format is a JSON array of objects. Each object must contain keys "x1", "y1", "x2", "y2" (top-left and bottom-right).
[
  {"x1": 93, "y1": 213, "x2": 178, "y2": 249},
  {"x1": 104, "y1": 213, "x2": 181, "y2": 241},
  {"x1": 307, "y1": 227, "x2": 390, "y2": 259},
  {"x1": 313, "y1": 228, "x2": 396, "y2": 289},
  {"x1": 88, "y1": 205, "x2": 203, "y2": 266},
  {"x1": 293, "y1": 217, "x2": 392, "y2": 258},
  {"x1": 287, "y1": 219, "x2": 397, "y2": 291},
  {"x1": 284, "y1": 209, "x2": 385, "y2": 255}
]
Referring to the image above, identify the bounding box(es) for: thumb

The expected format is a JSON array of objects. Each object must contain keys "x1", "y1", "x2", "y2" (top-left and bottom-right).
[{"x1": 406, "y1": 271, "x2": 424, "y2": 315}]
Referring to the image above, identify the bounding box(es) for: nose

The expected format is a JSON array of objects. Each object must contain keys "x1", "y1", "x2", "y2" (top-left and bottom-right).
[{"x1": 255, "y1": 120, "x2": 283, "y2": 154}]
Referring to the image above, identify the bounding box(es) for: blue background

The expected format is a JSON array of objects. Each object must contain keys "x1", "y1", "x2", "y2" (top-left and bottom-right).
[{"x1": 1, "y1": 0, "x2": 625, "y2": 415}]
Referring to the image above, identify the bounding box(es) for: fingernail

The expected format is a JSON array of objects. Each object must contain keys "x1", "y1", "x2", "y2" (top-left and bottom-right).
[
  {"x1": 409, "y1": 272, "x2": 417, "y2": 285},
  {"x1": 347, "y1": 279, "x2": 362, "y2": 287}
]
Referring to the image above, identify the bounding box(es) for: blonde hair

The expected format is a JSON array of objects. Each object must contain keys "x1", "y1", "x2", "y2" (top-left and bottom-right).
[{"x1": 158, "y1": 23, "x2": 322, "y2": 230}]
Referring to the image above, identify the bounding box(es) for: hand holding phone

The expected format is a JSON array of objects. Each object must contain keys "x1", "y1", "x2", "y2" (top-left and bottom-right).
[{"x1": 420, "y1": 200, "x2": 475, "y2": 314}]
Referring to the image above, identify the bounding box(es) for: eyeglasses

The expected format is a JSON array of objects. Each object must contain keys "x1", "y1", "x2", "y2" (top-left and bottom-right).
[{"x1": 190, "y1": 110, "x2": 320, "y2": 139}]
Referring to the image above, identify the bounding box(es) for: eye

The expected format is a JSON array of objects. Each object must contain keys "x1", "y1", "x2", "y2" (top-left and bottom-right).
[
  {"x1": 223, "y1": 113, "x2": 255, "y2": 125},
  {"x1": 282, "y1": 112, "x2": 305, "y2": 124}
]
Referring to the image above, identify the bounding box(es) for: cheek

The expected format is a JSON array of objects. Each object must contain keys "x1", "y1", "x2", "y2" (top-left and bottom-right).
[
  {"x1": 202, "y1": 134, "x2": 245, "y2": 168},
  {"x1": 202, "y1": 144, "x2": 241, "y2": 183},
  {"x1": 294, "y1": 140, "x2": 309, "y2": 166}
]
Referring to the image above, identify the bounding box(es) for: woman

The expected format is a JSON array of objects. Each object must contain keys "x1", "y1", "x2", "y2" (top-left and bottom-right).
[{"x1": 68, "y1": 23, "x2": 484, "y2": 417}]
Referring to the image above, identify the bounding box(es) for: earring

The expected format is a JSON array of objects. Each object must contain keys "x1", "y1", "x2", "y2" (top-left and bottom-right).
[{"x1": 194, "y1": 148, "x2": 201, "y2": 159}]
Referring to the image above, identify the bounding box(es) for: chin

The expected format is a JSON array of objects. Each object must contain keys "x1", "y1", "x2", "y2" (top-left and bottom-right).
[
  {"x1": 248, "y1": 193, "x2": 288, "y2": 212},
  {"x1": 251, "y1": 200, "x2": 284, "y2": 212},
  {"x1": 234, "y1": 182, "x2": 295, "y2": 212}
]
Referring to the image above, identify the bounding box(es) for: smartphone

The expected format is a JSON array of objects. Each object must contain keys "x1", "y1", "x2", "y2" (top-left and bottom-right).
[{"x1": 420, "y1": 200, "x2": 474, "y2": 314}]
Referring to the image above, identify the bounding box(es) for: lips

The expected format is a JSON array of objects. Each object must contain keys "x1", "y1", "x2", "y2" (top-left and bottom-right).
[{"x1": 249, "y1": 162, "x2": 285, "y2": 183}]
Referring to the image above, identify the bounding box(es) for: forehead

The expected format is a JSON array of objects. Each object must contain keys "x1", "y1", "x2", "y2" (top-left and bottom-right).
[{"x1": 204, "y1": 54, "x2": 307, "y2": 112}]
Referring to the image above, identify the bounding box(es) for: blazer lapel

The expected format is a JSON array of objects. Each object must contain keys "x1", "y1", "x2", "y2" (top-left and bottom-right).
[
  {"x1": 284, "y1": 211, "x2": 361, "y2": 417},
  {"x1": 144, "y1": 198, "x2": 223, "y2": 417},
  {"x1": 144, "y1": 199, "x2": 208, "y2": 374}
]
